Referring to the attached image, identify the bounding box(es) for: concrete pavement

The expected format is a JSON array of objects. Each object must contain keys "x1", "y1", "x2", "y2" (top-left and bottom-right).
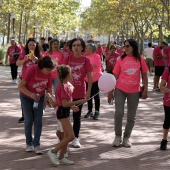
[{"x1": 0, "y1": 65, "x2": 169, "y2": 170}]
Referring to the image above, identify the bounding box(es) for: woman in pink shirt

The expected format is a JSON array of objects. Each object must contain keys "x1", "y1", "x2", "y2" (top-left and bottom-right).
[
  {"x1": 84, "y1": 43, "x2": 102, "y2": 120},
  {"x1": 62, "y1": 38, "x2": 93, "y2": 148},
  {"x1": 5, "y1": 39, "x2": 21, "y2": 84},
  {"x1": 105, "y1": 44, "x2": 120, "y2": 74},
  {"x1": 108, "y1": 39, "x2": 148, "y2": 148},
  {"x1": 160, "y1": 67, "x2": 170, "y2": 150},
  {"x1": 18, "y1": 56, "x2": 55, "y2": 154},
  {"x1": 16, "y1": 38, "x2": 41, "y2": 123},
  {"x1": 43, "y1": 39, "x2": 64, "y2": 92}
]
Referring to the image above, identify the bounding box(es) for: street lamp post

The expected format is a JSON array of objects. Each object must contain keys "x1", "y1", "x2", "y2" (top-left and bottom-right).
[{"x1": 11, "y1": 12, "x2": 16, "y2": 38}]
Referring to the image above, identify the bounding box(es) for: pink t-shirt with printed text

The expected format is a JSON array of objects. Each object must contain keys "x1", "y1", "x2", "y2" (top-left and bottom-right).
[
  {"x1": 21, "y1": 64, "x2": 52, "y2": 98},
  {"x1": 62, "y1": 54, "x2": 93, "y2": 99},
  {"x1": 153, "y1": 46, "x2": 164, "y2": 66},
  {"x1": 55, "y1": 83, "x2": 72, "y2": 106},
  {"x1": 107, "y1": 52, "x2": 120, "y2": 67},
  {"x1": 161, "y1": 67, "x2": 170, "y2": 107},
  {"x1": 7, "y1": 45, "x2": 21, "y2": 64},
  {"x1": 42, "y1": 51, "x2": 64, "y2": 79},
  {"x1": 18, "y1": 51, "x2": 37, "y2": 78},
  {"x1": 85, "y1": 53, "x2": 102, "y2": 83},
  {"x1": 113, "y1": 56, "x2": 148, "y2": 93}
]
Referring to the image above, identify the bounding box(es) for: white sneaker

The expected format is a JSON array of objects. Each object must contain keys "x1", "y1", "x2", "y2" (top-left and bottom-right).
[
  {"x1": 59, "y1": 158, "x2": 74, "y2": 165},
  {"x1": 47, "y1": 150, "x2": 59, "y2": 166},
  {"x1": 34, "y1": 146, "x2": 43, "y2": 154},
  {"x1": 64, "y1": 152, "x2": 68, "y2": 158},
  {"x1": 112, "y1": 136, "x2": 122, "y2": 147},
  {"x1": 11, "y1": 80, "x2": 15, "y2": 84},
  {"x1": 72, "y1": 138, "x2": 81, "y2": 148},
  {"x1": 122, "y1": 138, "x2": 132, "y2": 147},
  {"x1": 25, "y1": 145, "x2": 34, "y2": 152}
]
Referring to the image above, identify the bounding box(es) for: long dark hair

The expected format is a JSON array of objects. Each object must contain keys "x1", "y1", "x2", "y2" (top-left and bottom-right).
[
  {"x1": 48, "y1": 39, "x2": 60, "y2": 54},
  {"x1": 25, "y1": 38, "x2": 41, "y2": 59},
  {"x1": 121, "y1": 39, "x2": 140, "y2": 61}
]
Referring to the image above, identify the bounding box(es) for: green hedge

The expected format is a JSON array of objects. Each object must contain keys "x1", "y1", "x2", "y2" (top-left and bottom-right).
[{"x1": 0, "y1": 45, "x2": 9, "y2": 62}]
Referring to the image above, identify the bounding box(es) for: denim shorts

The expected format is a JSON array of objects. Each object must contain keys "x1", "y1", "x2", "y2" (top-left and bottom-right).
[{"x1": 57, "y1": 106, "x2": 70, "y2": 119}]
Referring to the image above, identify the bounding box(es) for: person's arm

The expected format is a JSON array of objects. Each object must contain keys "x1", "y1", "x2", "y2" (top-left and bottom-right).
[
  {"x1": 86, "y1": 72, "x2": 92, "y2": 100},
  {"x1": 18, "y1": 79, "x2": 40, "y2": 101},
  {"x1": 107, "y1": 74, "x2": 118, "y2": 103},
  {"x1": 16, "y1": 55, "x2": 29, "y2": 66},
  {"x1": 160, "y1": 80, "x2": 170, "y2": 93},
  {"x1": 46, "y1": 93, "x2": 58, "y2": 107},
  {"x1": 141, "y1": 72, "x2": 148, "y2": 99},
  {"x1": 62, "y1": 98, "x2": 87, "y2": 108}
]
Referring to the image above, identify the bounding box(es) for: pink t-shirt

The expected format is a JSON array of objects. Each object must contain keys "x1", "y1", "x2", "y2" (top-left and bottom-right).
[
  {"x1": 85, "y1": 53, "x2": 102, "y2": 83},
  {"x1": 161, "y1": 67, "x2": 170, "y2": 107},
  {"x1": 18, "y1": 51, "x2": 37, "y2": 78},
  {"x1": 164, "y1": 47, "x2": 170, "y2": 66},
  {"x1": 153, "y1": 46, "x2": 164, "y2": 66},
  {"x1": 7, "y1": 45, "x2": 21, "y2": 64},
  {"x1": 107, "y1": 52, "x2": 120, "y2": 67},
  {"x1": 62, "y1": 54, "x2": 93, "y2": 99},
  {"x1": 21, "y1": 64, "x2": 52, "y2": 98},
  {"x1": 113, "y1": 56, "x2": 148, "y2": 93},
  {"x1": 55, "y1": 83, "x2": 72, "y2": 106},
  {"x1": 42, "y1": 51, "x2": 64, "y2": 79}
]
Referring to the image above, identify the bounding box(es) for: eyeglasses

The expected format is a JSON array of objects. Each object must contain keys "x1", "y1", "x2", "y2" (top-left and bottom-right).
[
  {"x1": 72, "y1": 44, "x2": 82, "y2": 47},
  {"x1": 124, "y1": 45, "x2": 130, "y2": 48}
]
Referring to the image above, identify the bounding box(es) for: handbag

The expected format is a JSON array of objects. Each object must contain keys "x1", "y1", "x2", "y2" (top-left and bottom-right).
[{"x1": 13, "y1": 46, "x2": 19, "y2": 60}]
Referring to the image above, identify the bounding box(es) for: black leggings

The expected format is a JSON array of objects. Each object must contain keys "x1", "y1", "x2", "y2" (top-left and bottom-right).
[
  {"x1": 86, "y1": 81, "x2": 100, "y2": 112},
  {"x1": 72, "y1": 99, "x2": 83, "y2": 138},
  {"x1": 10, "y1": 63, "x2": 18, "y2": 80},
  {"x1": 163, "y1": 105, "x2": 170, "y2": 129}
]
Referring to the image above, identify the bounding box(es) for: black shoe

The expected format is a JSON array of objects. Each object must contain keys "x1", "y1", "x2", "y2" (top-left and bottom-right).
[
  {"x1": 160, "y1": 139, "x2": 167, "y2": 150},
  {"x1": 93, "y1": 111, "x2": 100, "y2": 120},
  {"x1": 18, "y1": 117, "x2": 24, "y2": 123},
  {"x1": 84, "y1": 111, "x2": 93, "y2": 118}
]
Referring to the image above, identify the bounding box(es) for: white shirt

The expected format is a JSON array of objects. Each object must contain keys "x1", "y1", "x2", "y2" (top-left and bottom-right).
[{"x1": 144, "y1": 47, "x2": 154, "y2": 59}]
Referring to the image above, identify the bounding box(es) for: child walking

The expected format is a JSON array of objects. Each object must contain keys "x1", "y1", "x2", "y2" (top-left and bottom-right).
[
  {"x1": 46, "y1": 65, "x2": 87, "y2": 165},
  {"x1": 160, "y1": 67, "x2": 170, "y2": 150}
]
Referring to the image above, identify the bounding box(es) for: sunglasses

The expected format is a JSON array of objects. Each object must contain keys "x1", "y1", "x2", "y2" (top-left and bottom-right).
[{"x1": 124, "y1": 45, "x2": 130, "y2": 48}]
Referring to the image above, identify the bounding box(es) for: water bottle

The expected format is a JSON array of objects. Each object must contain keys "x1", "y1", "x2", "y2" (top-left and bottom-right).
[
  {"x1": 109, "y1": 99, "x2": 114, "y2": 105},
  {"x1": 33, "y1": 94, "x2": 39, "y2": 110}
]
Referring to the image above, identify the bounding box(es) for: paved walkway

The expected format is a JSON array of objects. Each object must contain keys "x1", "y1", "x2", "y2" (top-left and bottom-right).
[{"x1": 0, "y1": 66, "x2": 169, "y2": 170}]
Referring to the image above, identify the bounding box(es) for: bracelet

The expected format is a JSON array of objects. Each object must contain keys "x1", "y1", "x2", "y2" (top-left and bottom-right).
[{"x1": 31, "y1": 93, "x2": 35, "y2": 99}]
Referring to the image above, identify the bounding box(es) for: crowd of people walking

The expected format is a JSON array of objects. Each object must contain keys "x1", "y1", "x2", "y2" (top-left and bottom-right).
[{"x1": 4, "y1": 36, "x2": 170, "y2": 166}]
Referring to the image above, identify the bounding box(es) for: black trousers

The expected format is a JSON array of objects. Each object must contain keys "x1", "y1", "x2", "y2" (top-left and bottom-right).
[
  {"x1": 163, "y1": 105, "x2": 170, "y2": 129},
  {"x1": 10, "y1": 63, "x2": 18, "y2": 80},
  {"x1": 86, "y1": 81, "x2": 100, "y2": 112}
]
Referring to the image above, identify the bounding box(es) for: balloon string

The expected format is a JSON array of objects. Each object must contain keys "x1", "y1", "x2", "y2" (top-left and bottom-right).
[{"x1": 76, "y1": 92, "x2": 100, "y2": 107}]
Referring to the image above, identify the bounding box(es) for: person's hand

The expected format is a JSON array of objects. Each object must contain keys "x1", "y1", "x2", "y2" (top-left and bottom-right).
[
  {"x1": 46, "y1": 93, "x2": 51, "y2": 100},
  {"x1": 85, "y1": 90, "x2": 91, "y2": 100},
  {"x1": 141, "y1": 90, "x2": 148, "y2": 99},
  {"x1": 79, "y1": 98, "x2": 88, "y2": 104},
  {"x1": 33, "y1": 94, "x2": 40, "y2": 101},
  {"x1": 71, "y1": 105, "x2": 79, "y2": 112},
  {"x1": 24, "y1": 55, "x2": 29, "y2": 62},
  {"x1": 108, "y1": 90, "x2": 114, "y2": 103}
]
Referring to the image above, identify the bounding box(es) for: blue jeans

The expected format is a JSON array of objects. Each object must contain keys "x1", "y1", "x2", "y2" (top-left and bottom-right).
[{"x1": 20, "y1": 93, "x2": 44, "y2": 147}]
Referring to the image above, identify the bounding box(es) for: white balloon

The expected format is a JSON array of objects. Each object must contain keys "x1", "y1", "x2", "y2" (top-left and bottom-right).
[{"x1": 98, "y1": 73, "x2": 116, "y2": 93}]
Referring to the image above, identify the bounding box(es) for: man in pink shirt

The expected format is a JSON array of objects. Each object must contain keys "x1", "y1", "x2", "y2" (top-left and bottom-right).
[
  {"x1": 153, "y1": 41, "x2": 168, "y2": 91},
  {"x1": 84, "y1": 43, "x2": 102, "y2": 120}
]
